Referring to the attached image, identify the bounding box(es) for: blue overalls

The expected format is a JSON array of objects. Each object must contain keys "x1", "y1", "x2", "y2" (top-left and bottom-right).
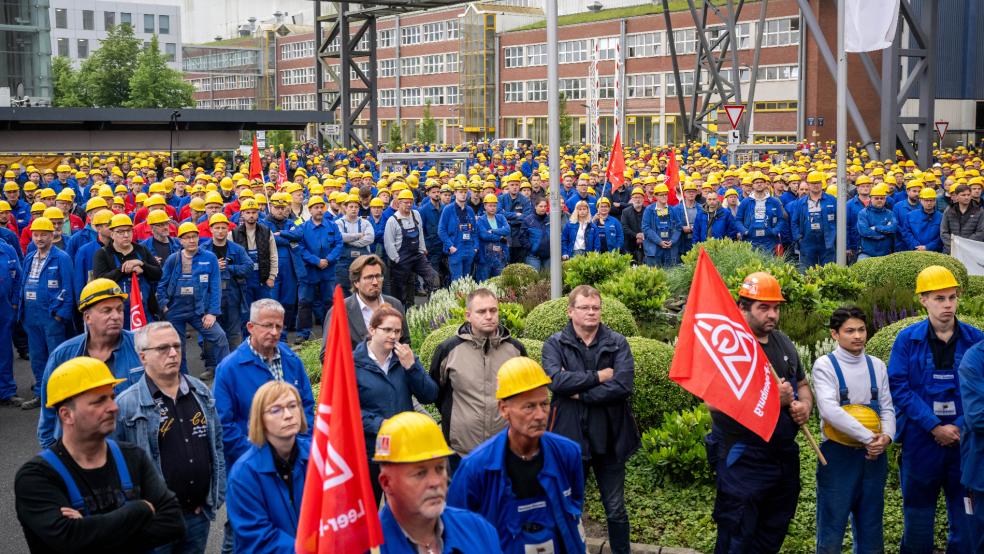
[
  {"x1": 476, "y1": 213, "x2": 509, "y2": 281},
  {"x1": 673, "y1": 202, "x2": 700, "y2": 260},
  {"x1": 389, "y1": 215, "x2": 426, "y2": 308},
  {"x1": 438, "y1": 203, "x2": 477, "y2": 281},
  {"x1": 0, "y1": 242, "x2": 21, "y2": 400},
  {"x1": 816, "y1": 353, "x2": 888, "y2": 553},
  {"x1": 39, "y1": 440, "x2": 138, "y2": 520},
  {"x1": 642, "y1": 204, "x2": 680, "y2": 267},
  {"x1": 857, "y1": 206, "x2": 896, "y2": 259},
  {"x1": 114, "y1": 250, "x2": 154, "y2": 331},
  {"x1": 335, "y1": 218, "x2": 372, "y2": 294},
  {"x1": 200, "y1": 240, "x2": 250, "y2": 350},
  {"x1": 267, "y1": 217, "x2": 305, "y2": 340},
  {"x1": 158, "y1": 250, "x2": 229, "y2": 373},
  {"x1": 19, "y1": 248, "x2": 73, "y2": 397},
  {"x1": 295, "y1": 218, "x2": 343, "y2": 340},
  {"x1": 736, "y1": 196, "x2": 785, "y2": 254},
  {"x1": 793, "y1": 194, "x2": 836, "y2": 270}
]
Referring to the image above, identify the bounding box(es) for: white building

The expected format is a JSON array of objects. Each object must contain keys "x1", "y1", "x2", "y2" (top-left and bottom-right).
[{"x1": 49, "y1": 0, "x2": 182, "y2": 70}]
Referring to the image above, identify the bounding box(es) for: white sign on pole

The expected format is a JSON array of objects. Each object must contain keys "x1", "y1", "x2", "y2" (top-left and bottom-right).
[
  {"x1": 724, "y1": 105, "x2": 745, "y2": 129},
  {"x1": 728, "y1": 130, "x2": 741, "y2": 146},
  {"x1": 256, "y1": 130, "x2": 266, "y2": 148},
  {"x1": 952, "y1": 236, "x2": 984, "y2": 276},
  {"x1": 934, "y1": 121, "x2": 949, "y2": 142},
  {"x1": 324, "y1": 124, "x2": 341, "y2": 136}
]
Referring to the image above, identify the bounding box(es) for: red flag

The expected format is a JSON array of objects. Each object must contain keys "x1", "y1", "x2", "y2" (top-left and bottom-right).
[
  {"x1": 605, "y1": 132, "x2": 626, "y2": 191},
  {"x1": 249, "y1": 135, "x2": 263, "y2": 181},
  {"x1": 129, "y1": 273, "x2": 147, "y2": 330},
  {"x1": 277, "y1": 150, "x2": 287, "y2": 188},
  {"x1": 296, "y1": 286, "x2": 384, "y2": 554},
  {"x1": 669, "y1": 249, "x2": 780, "y2": 441},
  {"x1": 665, "y1": 150, "x2": 680, "y2": 206}
]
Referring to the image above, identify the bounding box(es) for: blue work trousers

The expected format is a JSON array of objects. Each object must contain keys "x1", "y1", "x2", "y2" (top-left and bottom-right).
[
  {"x1": 271, "y1": 266, "x2": 298, "y2": 340},
  {"x1": 646, "y1": 247, "x2": 677, "y2": 268},
  {"x1": 899, "y1": 431, "x2": 970, "y2": 553},
  {"x1": 155, "y1": 510, "x2": 210, "y2": 554},
  {"x1": 970, "y1": 490, "x2": 984, "y2": 554},
  {"x1": 24, "y1": 317, "x2": 68, "y2": 397},
  {"x1": 799, "y1": 236, "x2": 835, "y2": 270},
  {"x1": 815, "y1": 440, "x2": 888, "y2": 553},
  {"x1": 447, "y1": 252, "x2": 475, "y2": 282},
  {"x1": 297, "y1": 279, "x2": 333, "y2": 340},
  {"x1": 0, "y1": 316, "x2": 16, "y2": 399},
  {"x1": 165, "y1": 308, "x2": 230, "y2": 373}
]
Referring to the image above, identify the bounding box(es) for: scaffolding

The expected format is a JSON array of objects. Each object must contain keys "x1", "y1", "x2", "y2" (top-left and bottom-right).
[{"x1": 458, "y1": 8, "x2": 496, "y2": 142}]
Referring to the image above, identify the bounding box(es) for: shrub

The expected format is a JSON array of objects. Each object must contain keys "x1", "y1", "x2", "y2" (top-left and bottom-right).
[
  {"x1": 667, "y1": 238, "x2": 774, "y2": 297},
  {"x1": 805, "y1": 262, "x2": 865, "y2": 301},
  {"x1": 640, "y1": 404, "x2": 712, "y2": 486},
  {"x1": 627, "y1": 336, "x2": 697, "y2": 429},
  {"x1": 866, "y1": 315, "x2": 984, "y2": 363},
  {"x1": 598, "y1": 265, "x2": 671, "y2": 320},
  {"x1": 518, "y1": 338, "x2": 544, "y2": 363},
  {"x1": 968, "y1": 276, "x2": 984, "y2": 297},
  {"x1": 499, "y1": 263, "x2": 542, "y2": 293},
  {"x1": 405, "y1": 276, "x2": 504, "y2": 349},
  {"x1": 853, "y1": 275, "x2": 922, "y2": 332},
  {"x1": 522, "y1": 295, "x2": 638, "y2": 341},
  {"x1": 417, "y1": 323, "x2": 460, "y2": 370},
  {"x1": 517, "y1": 279, "x2": 553, "y2": 314},
  {"x1": 297, "y1": 339, "x2": 324, "y2": 384},
  {"x1": 851, "y1": 251, "x2": 969, "y2": 292},
  {"x1": 562, "y1": 251, "x2": 633, "y2": 290}
]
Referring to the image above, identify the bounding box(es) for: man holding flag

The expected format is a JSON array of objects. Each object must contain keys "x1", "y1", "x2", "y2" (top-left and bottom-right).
[{"x1": 669, "y1": 254, "x2": 812, "y2": 553}]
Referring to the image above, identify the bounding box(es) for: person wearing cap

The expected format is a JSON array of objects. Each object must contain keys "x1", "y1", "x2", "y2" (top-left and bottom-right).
[
  {"x1": 735, "y1": 173, "x2": 787, "y2": 255},
  {"x1": 562, "y1": 200, "x2": 595, "y2": 261},
  {"x1": 232, "y1": 198, "x2": 279, "y2": 333},
  {"x1": 199, "y1": 213, "x2": 251, "y2": 351},
  {"x1": 641, "y1": 184, "x2": 680, "y2": 267},
  {"x1": 893, "y1": 178, "x2": 924, "y2": 245},
  {"x1": 18, "y1": 217, "x2": 74, "y2": 409},
  {"x1": 619, "y1": 187, "x2": 647, "y2": 264},
  {"x1": 92, "y1": 214, "x2": 162, "y2": 330},
  {"x1": 418, "y1": 180, "x2": 448, "y2": 286},
  {"x1": 374, "y1": 412, "x2": 503, "y2": 553},
  {"x1": 54, "y1": 189, "x2": 84, "y2": 235},
  {"x1": 335, "y1": 194, "x2": 375, "y2": 295},
  {"x1": 447, "y1": 356, "x2": 586, "y2": 554},
  {"x1": 475, "y1": 194, "x2": 509, "y2": 281},
  {"x1": 789, "y1": 171, "x2": 837, "y2": 269},
  {"x1": 157, "y1": 222, "x2": 229, "y2": 377},
  {"x1": 812, "y1": 307, "x2": 895, "y2": 552},
  {"x1": 497, "y1": 175, "x2": 533, "y2": 265},
  {"x1": 0, "y1": 234, "x2": 22, "y2": 406},
  {"x1": 590, "y1": 197, "x2": 623, "y2": 254},
  {"x1": 114, "y1": 321, "x2": 225, "y2": 554},
  {"x1": 293, "y1": 195, "x2": 343, "y2": 343},
  {"x1": 65, "y1": 198, "x2": 108, "y2": 259},
  {"x1": 846, "y1": 175, "x2": 874, "y2": 262},
  {"x1": 673, "y1": 183, "x2": 701, "y2": 260},
  {"x1": 710, "y1": 272, "x2": 812, "y2": 553},
  {"x1": 856, "y1": 183, "x2": 897, "y2": 260},
  {"x1": 940, "y1": 183, "x2": 984, "y2": 254},
  {"x1": 132, "y1": 197, "x2": 176, "y2": 242},
  {"x1": 888, "y1": 266, "x2": 984, "y2": 553},
  {"x1": 541, "y1": 285, "x2": 640, "y2": 554},
  {"x1": 384, "y1": 190, "x2": 440, "y2": 308},
  {"x1": 265, "y1": 192, "x2": 305, "y2": 341},
  {"x1": 141, "y1": 209, "x2": 181, "y2": 268},
  {"x1": 565, "y1": 174, "x2": 597, "y2": 215},
  {"x1": 15, "y1": 356, "x2": 186, "y2": 552},
  {"x1": 902, "y1": 187, "x2": 944, "y2": 253},
  {"x1": 0, "y1": 199, "x2": 22, "y2": 247},
  {"x1": 438, "y1": 183, "x2": 478, "y2": 281},
  {"x1": 4, "y1": 180, "x2": 31, "y2": 230}
]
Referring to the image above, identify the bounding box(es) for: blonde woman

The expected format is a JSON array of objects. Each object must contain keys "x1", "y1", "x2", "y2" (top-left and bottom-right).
[
  {"x1": 226, "y1": 381, "x2": 309, "y2": 554},
  {"x1": 561, "y1": 200, "x2": 595, "y2": 260}
]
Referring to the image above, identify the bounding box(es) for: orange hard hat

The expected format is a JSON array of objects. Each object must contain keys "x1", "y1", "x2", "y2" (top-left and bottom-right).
[{"x1": 739, "y1": 271, "x2": 785, "y2": 302}]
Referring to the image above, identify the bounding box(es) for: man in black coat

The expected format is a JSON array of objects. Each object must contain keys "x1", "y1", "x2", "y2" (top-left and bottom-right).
[
  {"x1": 620, "y1": 187, "x2": 646, "y2": 264},
  {"x1": 541, "y1": 285, "x2": 640, "y2": 554}
]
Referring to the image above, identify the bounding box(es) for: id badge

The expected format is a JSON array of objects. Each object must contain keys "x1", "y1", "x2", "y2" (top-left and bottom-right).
[
  {"x1": 180, "y1": 286, "x2": 194, "y2": 296},
  {"x1": 25, "y1": 291, "x2": 36, "y2": 300},
  {"x1": 492, "y1": 245, "x2": 502, "y2": 253},
  {"x1": 462, "y1": 233, "x2": 470, "y2": 241},
  {"x1": 811, "y1": 223, "x2": 821, "y2": 231},
  {"x1": 47, "y1": 279, "x2": 59, "y2": 288},
  {"x1": 660, "y1": 231, "x2": 669, "y2": 238},
  {"x1": 221, "y1": 281, "x2": 228, "y2": 290},
  {"x1": 253, "y1": 262, "x2": 259, "y2": 271},
  {"x1": 524, "y1": 541, "x2": 555, "y2": 554},
  {"x1": 755, "y1": 229, "x2": 765, "y2": 237},
  {"x1": 350, "y1": 250, "x2": 359, "y2": 258},
  {"x1": 934, "y1": 401, "x2": 957, "y2": 417},
  {"x1": 199, "y1": 274, "x2": 208, "y2": 283},
  {"x1": 827, "y1": 214, "x2": 835, "y2": 221}
]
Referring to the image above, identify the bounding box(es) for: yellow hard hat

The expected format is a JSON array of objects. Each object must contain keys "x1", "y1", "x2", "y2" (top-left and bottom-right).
[
  {"x1": 0, "y1": 200, "x2": 9, "y2": 212},
  {"x1": 55, "y1": 189, "x2": 75, "y2": 202},
  {"x1": 204, "y1": 192, "x2": 224, "y2": 206},
  {"x1": 177, "y1": 222, "x2": 199, "y2": 237},
  {"x1": 30, "y1": 217, "x2": 55, "y2": 233},
  {"x1": 78, "y1": 278, "x2": 128, "y2": 311},
  {"x1": 483, "y1": 193, "x2": 498, "y2": 204},
  {"x1": 85, "y1": 197, "x2": 108, "y2": 212},
  {"x1": 496, "y1": 357, "x2": 552, "y2": 400},
  {"x1": 826, "y1": 184, "x2": 838, "y2": 196},
  {"x1": 146, "y1": 210, "x2": 170, "y2": 226},
  {"x1": 43, "y1": 207, "x2": 64, "y2": 220},
  {"x1": 92, "y1": 210, "x2": 113, "y2": 226},
  {"x1": 823, "y1": 404, "x2": 881, "y2": 447},
  {"x1": 915, "y1": 265, "x2": 959, "y2": 294},
  {"x1": 653, "y1": 184, "x2": 669, "y2": 194},
  {"x1": 372, "y1": 412, "x2": 454, "y2": 463},
  {"x1": 45, "y1": 357, "x2": 126, "y2": 408},
  {"x1": 307, "y1": 195, "x2": 326, "y2": 208},
  {"x1": 806, "y1": 171, "x2": 826, "y2": 184},
  {"x1": 369, "y1": 198, "x2": 385, "y2": 208},
  {"x1": 870, "y1": 184, "x2": 890, "y2": 197},
  {"x1": 239, "y1": 198, "x2": 259, "y2": 211},
  {"x1": 3, "y1": 181, "x2": 18, "y2": 192},
  {"x1": 630, "y1": 187, "x2": 644, "y2": 197},
  {"x1": 918, "y1": 188, "x2": 937, "y2": 200},
  {"x1": 189, "y1": 197, "x2": 207, "y2": 211},
  {"x1": 208, "y1": 213, "x2": 230, "y2": 227},
  {"x1": 109, "y1": 213, "x2": 133, "y2": 229},
  {"x1": 343, "y1": 193, "x2": 360, "y2": 204},
  {"x1": 145, "y1": 194, "x2": 166, "y2": 208},
  {"x1": 397, "y1": 190, "x2": 414, "y2": 201}
]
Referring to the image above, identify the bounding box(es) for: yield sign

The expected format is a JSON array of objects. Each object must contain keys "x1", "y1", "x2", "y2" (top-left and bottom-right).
[
  {"x1": 724, "y1": 105, "x2": 745, "y2": 129},
  {"x1": 934, "y1": 121, "x2": 949, "y2": 141}
]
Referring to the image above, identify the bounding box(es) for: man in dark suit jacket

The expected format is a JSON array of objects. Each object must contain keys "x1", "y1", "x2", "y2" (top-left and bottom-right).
[{"x1": 320, "y1": 254, "x2": 410, "y2": 357}]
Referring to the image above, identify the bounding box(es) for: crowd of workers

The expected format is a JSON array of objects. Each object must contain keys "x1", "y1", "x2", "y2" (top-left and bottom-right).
[{"x1": 3, "y1": 140, "x2": 984, "y2": 554}]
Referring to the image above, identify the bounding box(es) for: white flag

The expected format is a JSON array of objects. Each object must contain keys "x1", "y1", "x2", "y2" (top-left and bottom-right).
[
  {"x1": 844, "y1": 0, "x2": 899, "y2": 52},
  {"x1": 952, "y1": 236, "x2": 984, "y2": 276}
]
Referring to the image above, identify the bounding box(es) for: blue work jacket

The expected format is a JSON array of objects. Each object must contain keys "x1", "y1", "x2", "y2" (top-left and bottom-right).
[
  {"x1": 418, "y1": 199, "x2": 445, "y2": 254},
  {"x1": 846, "y1": 196, "x2": 868, "y2": 251},
  {"x1": 887, "y1": 319, "x2": 984, "y2": 439},
  {"x1": 561, "y1": 221, "x2": 595, "y2": 258},
  {"x1": 694, "y1": 207, "x2": 739, "y2": 242},
  {"x1": 565, "y1": 192, "x2": 597, "y2": 215},
  {"x1": 902, "y1": 208, "x2": 943, "y2": 252},
  {"x1": 353, "y1": 341, "x2": 437, "y2": 456},
  {"x1": 213, "y1": 340, "x2": 315, "y2": 471},
  {"x1": 37, "y1": 330, "x2": 144, "y2": 448},
  {"x1": 438, "y1": 203, "x2": 478, "y2": 258},
  {"x1": 523, "y1": 213, "x2": 549, "y2": 258},
  {"x1": 19, "y1": 247, "x2": 73, "y2": 323},
  {"x1": 157, "y1": 249, "x2": 222, "y2": 316},
  {"x1": 789, "y1": 193, "x2": 837, "y2": 250},
  {"x1": 959, "y1": 342, "x2": 984, "y2": 492},
  {"x1": 641, "y1": 204, "x2": 681, "y2": 257},
  {"x1": 140, "y1": 236, "x2": 181, "y2": 265},
  {"x1": 735, "y1": 195, "x2": 786, "y2": 243},
  {"x1": 446, "y1": 429, "x2": 585, "y2": 554},
  {"x1": 0, "y1": 241, "x2": 20, "y2": 313},
  {"x1": 66, "y1": 226, "x2": 97, "y2": 259},
  {"x1": 200, "y1": 239, "x2": 252, "y2": 313},
  {"x1": 378, "y1": 504, "x2": 503, "y2": 554},
  {"x1": 476, "y1": 213, "x2": 510, "y2": 265},
  {"x1": 294, "y1": 217, "x2": 343, "y2": 282},
  {"x1": 114, "y1": 373, "x2": 226, "y2": 520},
  {"x1": 266, "y1": 216, "x2": 307, "y2": 282},
  {"x1": 498, "y1": 192, "x2": 533, "y2": 249},
  {"x1": 893, "y1": 199, "x2": 921, "y2": 243},
  {"x1": 589, "y1": 216, "x2": 623, "y2": 253},
  {"x1": 226, "y1": 437, "x2": 310, "y2": 554},
  {"x1": 857, "y1": 205, "x2": 897, "y2": 257}
]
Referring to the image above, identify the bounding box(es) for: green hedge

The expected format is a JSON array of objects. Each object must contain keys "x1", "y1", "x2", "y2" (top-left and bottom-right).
[
  {"x1": 667, "y1": 238, "x2": 775, "y2": 297},
  {"x1": 563, "y1": 251, "x2": 633, "y2": 290},
  {"x1": 298, "y1": 339, "x2": 324, "y2": 384},
  {"x1": 522, "y1": 294, "x2": 638, "y2": 341},
  {"x1": 850, "y1": 251, "x2": 969, "y2": 292},
  {"x1": 518, "y1": 338, "x2": 544, "y2": 363},
  {"x1": 627, "y1": 336, "x2": 698, "y2": 430},
  {"x1": 418, "y1": 323, "x2": 461, "y2": 370},
  {"x1": 867, "y1": 315, "x2": 984, "y2": 363},
  {"x1": 598, "y1": 265, "x2": 671, "y2": 321},
  {"x1": 968, "y1": 275, "x2": 984, "y2": 297}
]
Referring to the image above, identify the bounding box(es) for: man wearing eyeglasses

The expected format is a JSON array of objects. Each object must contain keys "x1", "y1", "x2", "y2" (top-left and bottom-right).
[
  {"x1": 541, "y1": 284, "x2": 641, "y2": 554},
  {"x1": 114, "y1": 321, "x2": 225, "y2": 554},
  {"x1": 213, "y1": 297, "x2": 314, "y2": 554}
]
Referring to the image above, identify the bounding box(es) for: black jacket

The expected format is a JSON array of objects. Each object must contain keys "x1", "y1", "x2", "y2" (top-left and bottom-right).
[
  {"x1": 232, "y1": 221, "x2": 273, "y2": 282},
  {"x1": 542, "y1": 321, "x2": 641, "y2": 463},
  {"x1": 620, "y1": 205, "x2": 645, "y2": 261}
]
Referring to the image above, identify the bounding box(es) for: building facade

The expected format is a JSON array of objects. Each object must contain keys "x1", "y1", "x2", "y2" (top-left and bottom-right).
[{"x1": 1, "y1": 0, "x2": 52, "y2": 102}]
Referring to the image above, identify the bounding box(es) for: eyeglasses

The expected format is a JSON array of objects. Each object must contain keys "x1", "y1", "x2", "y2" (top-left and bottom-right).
[
  {"x1": 361, "y1": 273, "x2": 383, "y2": 282},
  {"x1": 266, "y1": 401, "x2": 300, "y2": 416},
  {"x1": 374, "y1": 326, "x2": 401, "y2": 336},
  {"x1": 251, "y1": 321, "x2": 284, "y2": 332},
  {"x1": 573, "y1": 305, "x2": 601, "y2": 313},
  {"x1": 143, "y1": 343, "x2": 181, "y2": 355}
]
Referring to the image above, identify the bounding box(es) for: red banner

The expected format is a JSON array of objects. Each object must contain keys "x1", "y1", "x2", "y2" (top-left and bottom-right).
[
  {"x1": 277, "y1": 150, "x2": 287, "y2": 188},
  {"x1": 249, "y1": 135, "x2": 263, "y2": 181},
  {"x1": 605, "y1": 132, "x2": 626, "y2": 191},
  {"x1": 665, "y1": 150, "x2": 680, "y2": 206},
  {"x1": 296, "y1": 286, "x2": 383, "y2": 554},
  {"x1": 129, "y1": 273, "x2": 147, "y2": 330},
  {"x1": 669, "y1": 248, "x2": 780, "y2": 441}
]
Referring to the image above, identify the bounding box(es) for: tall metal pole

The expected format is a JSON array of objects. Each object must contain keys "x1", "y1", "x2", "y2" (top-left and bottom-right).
[
  {"x1": 547, "y1": 0, "x2": 562, "y2": 300},
  {"x1": 835, "y1": 0, "x2": 847, "y2": 265}
]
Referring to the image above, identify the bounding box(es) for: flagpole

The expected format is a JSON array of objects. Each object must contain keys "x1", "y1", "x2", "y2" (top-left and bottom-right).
[
  {"x1": 547, "y1": 0, "x2": 562, "y2": 300},
  {"x1": 769, "y1": 365, "x2": 827, "y2": 465},
  {"x1": 835, "y1": 0, "x2": 847, "y2": 265}
]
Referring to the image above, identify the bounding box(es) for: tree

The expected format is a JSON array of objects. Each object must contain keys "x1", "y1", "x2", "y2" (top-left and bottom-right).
[
  {"x1": 125, "y1": 35, "x2": 195, "y2": 108},
  {"x1": 559, "y1": 92, "x2": 573, "y2": 145},
  {"x1": 419, "y1": 100, "x2": 437, "y2": 145},
  {"x1": 82, "y1": 23, "x2": 141, "y2": 107},
  {"x1": 265, "y1": 130, "x2": 295, "y2": 151},
  {"x1": 388, "y1": 121, "x2": 403, "y2": 151},
  {"x1": 51, "y1": 56, "x2": 89, "y2": 107}
]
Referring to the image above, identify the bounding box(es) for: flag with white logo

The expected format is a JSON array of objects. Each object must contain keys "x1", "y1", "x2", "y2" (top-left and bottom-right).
[{"x1": 669, "y1": 248, "x2": 780, "y2": 441}]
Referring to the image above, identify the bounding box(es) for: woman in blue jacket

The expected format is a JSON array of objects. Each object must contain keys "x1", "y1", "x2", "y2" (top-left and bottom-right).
[
  {"x1": 226, "y1": 380, "x2": 310, "y2": 554},
  {"x1": 355, "y1": 304, "x2": 438, "y2": 500},
  {"x1": 590, "y1": 197, "x2": 623, "y2": 253},
  {"x1": 561, "y1": 200, "x2": 595, "y2": 260},
  {"x1": 523, "y1": 198, "x2": 550, "y2": 270},
  {"x1": 475, "y1": 194, "x2": 510, "y2": 281}
]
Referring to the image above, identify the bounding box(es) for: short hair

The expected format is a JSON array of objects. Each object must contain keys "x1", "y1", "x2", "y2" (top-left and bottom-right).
[
  {"x1": 248, "y1": 381, "x2": 307, "y2": 446},
  {"x1": 466, "y1": 287, "x2": 498, "y2": 310},
  {"x1": 568, "y1": 284, "x2": 602, "y2": 309},
  {"x1": 369, "y1": 304, "x2": 403, "y2": 330},
  {"x1": 829, "y1": 306, "x2": 867, "y2": 331},
  {"x1": 134, "y1": 321, "x2": 178, "y2": 352},
  {"x1": 952, "y1": 184, "x2": 971, "y2": 196},
  {"x1": 737, "y1": 296, "x2": 756, "y2": 311},
  {"x1": 250, "y1": 298, "x2": 285, "y2": 321},
  {"x1": 349, "y1": 254, "x2": 384, "y2": 290}
]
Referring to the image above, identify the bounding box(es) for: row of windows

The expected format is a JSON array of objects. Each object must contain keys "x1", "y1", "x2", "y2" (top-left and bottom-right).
[
  {"x1": 377, "y1": 53, "x2": 459, "y2": 77},
  {"x1": 281, "y1": 94, "x2": 316, "y2": 110},
  {"x1": 195, "y1": 97, "x2": 255, "y2": 109},
  {"x1": 281, "y1": 67, "x2": 315, "y2": 86},
  {"x1": 377, "y1": 19, "x2": 459, "y2": 48},
  {"x1": 57, "y1": 37, "x2": 176, "y2": 61},
  {"x1": 280, "y1": 41, "x2": 315, "y2": 61},
  {"x1": 54, "y1": 9, "x2": 169, "y2": 34},
  {"x1": 191, "y1": 74, "x2": 257, "y2": 92},
  {"x1": 378, "y1": 86, "x2": 460, "y2": 107},
  {"x1": 183, "y1": 50, "x2": 258, "y2": 71}
]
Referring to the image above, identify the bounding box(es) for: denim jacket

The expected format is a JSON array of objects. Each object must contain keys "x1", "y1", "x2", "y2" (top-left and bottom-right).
[{"x1": 114, "y1": 373, "x2": 226, "y2": 520}]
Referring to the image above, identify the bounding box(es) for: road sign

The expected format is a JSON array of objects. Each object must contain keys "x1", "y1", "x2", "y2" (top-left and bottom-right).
[
  {"x1": 728, "y1": 130, "x2": 741, "y2": 146},
  {"x1": 935, "y1": 121, "x2": 949, "y2": 141},
  {"x1": 324, "y1": 124, "x2": 341, "y2": 136},
  {"x1": 817, "y1": 117, "x2": 825, "y2": 127},
  {"x1": 724, "y1": 105, "x2": 745, "y2": 129},
  {"x1": 256, "y1": 130, "x2": 266, "y2": 148},
  {"x1": 806, "y1": 117, "x2": 815, "y2": 127}
]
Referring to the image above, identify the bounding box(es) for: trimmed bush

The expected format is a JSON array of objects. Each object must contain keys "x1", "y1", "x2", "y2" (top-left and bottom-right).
[
  {"x1": 968, "y1": 275, "x2": 984, "y2": 297},
  {"x1": 641, "y1": 404, "x2": 712, "y2": 485},
  {"x1": 627, "y1": 336, "x2": 698, "y2": 429},
  {"x1": 297, "y1": 339, "x2": 324, "y2": 384},
  {"x1": 598, "y1": 265, "x2": 671, "y2": 320},
  {"x1": 405, "y1": 276, "x2": 505, "y2": 349},
  {"x1": 418, "y1": 323, "x2": 461, "y2": 371},
  {"x1": 866, "y1": 315, "x2": 984, "y2": 363},
  {"x1": 499, "y1": 263, "x2": 542, "y2": 294},
  {"x1": 563, "y1": 251, "x2": 633, "y2": 290},
  {"x1": 518, "y1": 338, "x2": 544, "y2": 364},
  {"x1": 667, "y1": 238, "x2": 774, "y2": 297},
  {"x1": 851, "y1": 251, "x2": 969, "y2": 292},
  {"x1": 522, "y1": 294, "x2": 638, "y2": 341}
]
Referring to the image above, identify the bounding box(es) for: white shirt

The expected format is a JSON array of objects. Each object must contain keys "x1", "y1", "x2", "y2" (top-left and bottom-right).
[
  {"x1": 573, "y1": 222, "x2": 587, "y2": 251},
  {"x1": 367, "y1": 345, "x2": 393, "y2": 375},
  {"x1": 356, "y1": 293, "x2": 374, "y2": 332},
  {"x1": 812, "y1": 346, "x2": 896, "y2": 444}
]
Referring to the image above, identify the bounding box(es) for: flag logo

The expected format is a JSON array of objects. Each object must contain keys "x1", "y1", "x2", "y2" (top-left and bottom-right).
[{"x1": 693, "y1": 313, "x2": 760, "y2": 400}]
